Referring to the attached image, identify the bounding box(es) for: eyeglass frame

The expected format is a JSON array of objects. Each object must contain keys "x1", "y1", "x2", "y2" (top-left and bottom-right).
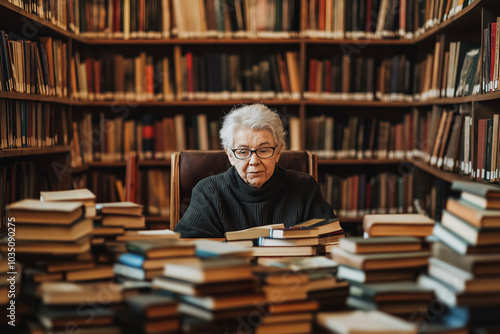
[{"x1": 230, "y1": 145, "x2": 278, "y2": 160}]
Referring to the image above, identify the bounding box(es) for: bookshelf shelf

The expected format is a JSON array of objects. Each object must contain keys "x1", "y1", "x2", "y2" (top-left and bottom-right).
[
  {"x1": 410, "y1": 158, "x2": 473, "y2": 184},
  {"x1": 87, "y1": 160, "x2": 172, "y2": 168},
  {"x1": 305, "y1": 38, "x2": 413, "y2": 45},
  {"x1": 71, "y1": 99, "x2": 301, "y2": 107},
  {"x1": 0, "y1": 146, "x2": 70, "y2": 158},
  {"x1": 318, "y1": 159, "x2": 404, "y2": 165},
  {"x1": 306, "y1": 100, "x2": 411, "y2": 107},
  {"x1": 0, "y1": 0, "x2": 73, "y2": 39},
  {"x1": 0, "y1": 92, "x2": 73, "y2": 104},
  {"x1": 78, "y1": 38, "x2": 302, "y2": 45}
]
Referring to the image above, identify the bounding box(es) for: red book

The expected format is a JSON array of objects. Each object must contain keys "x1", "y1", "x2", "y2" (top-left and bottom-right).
[
  {"x1": 318, "y1": 0, "x2": 326, "y2": 31},
  {"x1": 476, "y1": 119, "x2": 487, "y2": 180},
  {"x1": 308, "y1": 59, "x2": 317, "y2": 93},
  {"x1": 366, "y1": 0, "x2": 373, "y2": 32},
  {"x1": 145, "y1": 57, "x2": 154, "y2": 96},
  {"x1": 139, "y1": 0, "x2": 145, "y2": 33},
  {"x1": 186, "y1": 52, "x2": 194, "y2": 93},
  {"x1": 324, "y1": 59, "x2": 332, "y2": 93},
  {"x1": 113, "y1": 0, "x2": 121, "y2": 33}
]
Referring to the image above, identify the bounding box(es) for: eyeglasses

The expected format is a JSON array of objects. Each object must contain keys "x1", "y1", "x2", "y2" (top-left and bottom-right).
[{"x1": 230, "y1": 146, "x2": 277, "y2": 160}]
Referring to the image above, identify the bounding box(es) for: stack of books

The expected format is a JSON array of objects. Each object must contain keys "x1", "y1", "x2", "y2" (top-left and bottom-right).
[
  {"x1": 363, "y1": 214, "x2": 435, "y2": 238},
  {"x1": 332, "y1": 236, "x2": 434, "y2": 316},
  {"x1": 114, "y1": 239, "x2": 196, "y2": 281},
  {"x1": 40, "y1": 189, "x2": 97, "y2": 218},
  {"x1": 35, "y1": 281, "x2": 123, "y2": 333},
  {"x1": 121, "y1": 293, "x2": 180, "y2": 333},
  {"x1": 152, "y1": 255, "x2": 262, "y2": 332},
  {"x1": 317, "y1": 310, "x2": 418, "y2": 334},
  {"x1": 258, "y1": 256, "x2": 349, "y2": 313},
  {"x1": 97, "y1": 202, "x2": 146, "y2": 230},
  {"x1": 418, "y1": 181, "x2": 500, "y2": 330},
  {"x1": 3, "y1": 199, "x2": 92, "y2": 257}
]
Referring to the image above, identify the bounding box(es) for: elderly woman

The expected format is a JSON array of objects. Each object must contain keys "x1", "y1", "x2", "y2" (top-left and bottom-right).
[{"x1": 174, "y1": 103, "x2": 337, "y2": 238}]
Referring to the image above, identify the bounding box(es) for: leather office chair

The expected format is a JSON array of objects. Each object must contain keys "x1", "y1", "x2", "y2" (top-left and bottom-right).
[{"x1": 170, "y1": 150, "x2": 318, "y2": 230}]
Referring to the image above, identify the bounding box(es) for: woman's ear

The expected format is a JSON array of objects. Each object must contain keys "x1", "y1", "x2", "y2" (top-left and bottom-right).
[{"x1": 225, "y1": 147, "x2": 236, "y2": 166}]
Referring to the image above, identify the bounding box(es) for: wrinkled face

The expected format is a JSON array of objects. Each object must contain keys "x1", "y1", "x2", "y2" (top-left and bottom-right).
[{"x1": 225, "y1": 128, "x2": 281, "y2": 188}]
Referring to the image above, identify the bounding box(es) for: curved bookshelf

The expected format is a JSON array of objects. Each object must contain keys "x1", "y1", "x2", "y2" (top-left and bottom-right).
[
  {"x1": 305, "y1": 100, "x2": 411, "y2": 107},
  {"x1": 410, "y1": 158, "x2": 475, "y2": 184},
  {"x1": 71, "y1": 99, "x2": 302, "y2": 107},
  {"x1": 318, "y1": 159, "x2": 404, "y2": 165},
  {"x1": 0, "y1": 146, "x2": 70, "y2": 158}
]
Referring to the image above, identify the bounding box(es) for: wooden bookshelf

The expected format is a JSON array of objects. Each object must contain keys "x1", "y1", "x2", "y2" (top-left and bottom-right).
[
  {"x1": 410, "y1": 158, "x2": 474, "y2": 184},
  {"x1": 0, "y1": 92, "x2": 73, "y2": 104},
  {"x1": 318, "y1": 159, "x2": 404, "y2": 165},
  {"x1": 0, "y1": 146, "x2": 70, "y2": 158}
]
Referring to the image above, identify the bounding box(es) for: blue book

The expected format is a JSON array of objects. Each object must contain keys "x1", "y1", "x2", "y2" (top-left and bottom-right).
[{"x1": 118, "y1": 253, "x2": 145, "y2": 268}]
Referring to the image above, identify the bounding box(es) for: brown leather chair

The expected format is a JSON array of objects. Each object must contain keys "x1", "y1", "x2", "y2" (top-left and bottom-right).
[{"x1": 170, "y1": 150, "x2": 318, "y2": 230}]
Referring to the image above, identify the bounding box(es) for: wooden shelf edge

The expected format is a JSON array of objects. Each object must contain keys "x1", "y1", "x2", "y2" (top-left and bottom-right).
[
  {"x1": 86, "y1": 160, "x2": 171, "y2": 168},
  {"x1": 410, "y1": 158, "x2": 474, "y2": 184},
  {"x1": 0, "y1": 92, "x2": 73, "y2": 104},
  {"x1": 318, "y1": 159, "x2": 404, "y2": 165},
  {"x1": 0, "y1": 146, "x2": 70, "y2": 158}
]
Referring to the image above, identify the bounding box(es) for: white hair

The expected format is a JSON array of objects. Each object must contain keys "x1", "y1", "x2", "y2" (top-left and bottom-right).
[{"x1": 219, "y1": 103, "x2": 286, "y2": 150}]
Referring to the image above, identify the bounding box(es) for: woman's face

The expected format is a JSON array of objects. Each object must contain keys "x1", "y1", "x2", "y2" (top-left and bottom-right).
[{"x1": 225, "y1": 127, "x2": 281, "y2": 188}]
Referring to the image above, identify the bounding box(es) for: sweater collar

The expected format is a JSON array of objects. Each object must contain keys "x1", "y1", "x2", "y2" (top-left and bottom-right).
[{"x1": 227, "y1": 165, "x2": 286, "y2": 202}]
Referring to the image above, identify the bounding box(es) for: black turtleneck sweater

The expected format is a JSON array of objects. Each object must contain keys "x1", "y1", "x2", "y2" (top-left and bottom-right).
[{"x1": 174, "y1": 165, "x2": 337, "y2": 238}]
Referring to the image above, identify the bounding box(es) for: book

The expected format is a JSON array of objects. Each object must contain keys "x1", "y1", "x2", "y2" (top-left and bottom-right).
[
  {"x1": 433, "y1": 222, "x2": 500, "y2": 255},
  {"x1": 349, "y1": 281, "x2": 435, "y2": 302},
  {"x1": 317, "y1": 310, "x2": 417, "y2": 334},
  {"x1": 6, "y1": 199, "x2": 84, "y2": 224},
  {"x1": 269, "y1": 227, "x2": 319, "y2": 239},
  {"x1": 162, "y1": 258, "x2": 253, "y2": 284},
  {"x1": 445, "y1": 198, "x2": 500, "y2": 227},
  {"x1": 39, "y1": 282, "x2": 123, "y2": 305},
  {"x1": 250, "y1": 246, "x2": 317, "y2": 257},
  {"x1": 40, "y1": 188, "x2": 96, "y2": 217},
  {"x1": 441, "y1": 209, "x2": 500, "y2": 245},
  {"x1": 0, "y1": 236, "x2": 90, "y2": 255},
  {"x1": 257, "y1": 237, "x2": 319, "y2": 247},
  {"x1": 346, "y1": 295, "x2": 432, "y2": 315},
  {"x1": 96, "y1": 201, "x2": 143, "y2": 216},
  {"x1": 125, "y1": 293, "x2": 178, "y2": 319},
  {"x1": 331, "y1": 248, "x2": 430, "y2": 270},
  {"x1": 432, "y1": 241, "x2": 500, "y2": 276},
  {"x1": 101, "y1": 214, "x2": 145, "y2": 228},
  {"x1": 126, "y1": 239, "x2": 195, "y2": 259},
  {"x1": 65, "y1": 266, "x2": 114, "y2": 282},
  {"x1": 460, "y1": 191, "x2": 500, "y2": 210},
  {"x1": 337, "y1": 265, "x2": 420, "y2": 283},
  {"x1": 428, "y1": 257, "x2": 500, "y2": 293},
  {"x1": 363, "y1": 214, "x2": 435, "y2": 237},
  {"x1": 179, "y1": 293, "x2": 265, "y2": 311},
  {"x1": 224, "y1": 223, "x2": 285, "y2": 241},
  {"x1": 293, "y1": 217, "x2": 342, "y2": 235},
  {"x1": 113, "y1": 263, "x2": 163, "y2": 281},
  {"x1": 115, "y1": 229, "x2": 180, "y2": 241},
  {"x1": 193, "y1": 239, "x2": 253, "y2": 258},
  {"x1": 152, "y1": 276, "x2": 255, "y2": 296},
  {"x1": 419, "y1": 273, "x2": 500, "y2": 309},
  {"x1": 15, "y1": 218, "x2": 92, "y2": 242},
  {"x1": 451, "y1": 180, "x2": 500, "y2": 198},
  {"x1": 37, "y1": 306, "x2": 114, "y2": 329},
  {"x1": 118, "y1": 253, "x2": 197, "y2": 270},
  {"x1": 338, "y1": 236, "x2": 423, "y2": 254}
]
